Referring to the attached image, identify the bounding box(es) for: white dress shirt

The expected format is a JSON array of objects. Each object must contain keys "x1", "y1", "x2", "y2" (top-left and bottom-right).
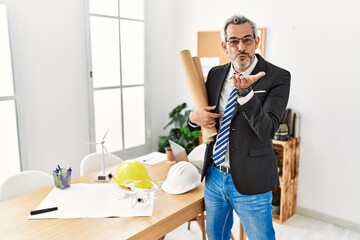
[{"x1": 218, "y1": 56, "x2": 258, "y2": 168}]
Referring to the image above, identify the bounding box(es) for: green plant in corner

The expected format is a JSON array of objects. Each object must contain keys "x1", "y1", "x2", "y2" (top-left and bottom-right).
[
  {"x1": 158, "y1": 102, "x2": 202, "y2": 154},
  {"x1": 272, "y1": 190, "x2": 281, "y2": 206}
]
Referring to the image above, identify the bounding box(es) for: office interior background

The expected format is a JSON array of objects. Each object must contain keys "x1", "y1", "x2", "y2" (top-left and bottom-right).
[{"x1": 1, "y1": 0, "x2": 359, "y2": 233}]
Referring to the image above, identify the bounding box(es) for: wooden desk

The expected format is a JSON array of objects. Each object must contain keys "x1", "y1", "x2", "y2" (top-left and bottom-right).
[{"x1": 0, "y1": 161, "x2": 205, "y2": 240}]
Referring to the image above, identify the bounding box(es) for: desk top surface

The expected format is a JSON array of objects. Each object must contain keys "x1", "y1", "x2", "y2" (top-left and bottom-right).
[{"x1": 0, "y1": 161, "x2": 205, "y2": 240}]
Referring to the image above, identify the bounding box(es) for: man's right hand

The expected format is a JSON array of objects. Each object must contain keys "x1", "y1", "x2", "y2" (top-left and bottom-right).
[{"x1": 190, "y1": 106, "x2": 220, "y2": 128}]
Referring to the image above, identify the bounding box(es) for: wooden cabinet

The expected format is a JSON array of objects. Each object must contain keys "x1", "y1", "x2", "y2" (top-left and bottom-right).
[{"x1": 272, "y1": 138, "x2": 300, "y2": 223}]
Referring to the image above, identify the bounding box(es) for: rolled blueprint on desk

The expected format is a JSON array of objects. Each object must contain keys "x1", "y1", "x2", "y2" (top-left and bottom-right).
[{"x1": 179, "y1": 49, "x2": 217, "y2": 142}]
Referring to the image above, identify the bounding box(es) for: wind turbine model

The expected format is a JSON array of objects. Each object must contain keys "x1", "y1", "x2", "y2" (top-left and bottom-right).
[{"x1": 86, "y1": 129, "x2": 113, "y2": 182}]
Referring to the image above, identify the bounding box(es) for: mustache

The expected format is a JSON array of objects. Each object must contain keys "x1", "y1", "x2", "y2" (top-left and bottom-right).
[{"x1": 235, "y1": 52, "x2": 250, "y2": 58}]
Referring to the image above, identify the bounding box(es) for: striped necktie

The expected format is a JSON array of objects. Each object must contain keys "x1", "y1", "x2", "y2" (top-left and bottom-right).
[{"x1": 212, "y1": 87, "x2": 238, "y2": 166}]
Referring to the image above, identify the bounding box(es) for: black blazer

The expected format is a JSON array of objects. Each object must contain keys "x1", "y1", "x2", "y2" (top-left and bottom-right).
[{"x1": 189, "y1": 54, "x2": 291, "y2": 195}]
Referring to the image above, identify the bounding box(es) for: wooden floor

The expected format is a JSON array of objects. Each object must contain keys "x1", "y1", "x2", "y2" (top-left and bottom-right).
[{"x1": 164, "y1": 214, "x2": 360, "y2": 240}]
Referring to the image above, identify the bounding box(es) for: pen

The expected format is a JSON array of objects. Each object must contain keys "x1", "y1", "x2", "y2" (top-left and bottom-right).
[
  {"x1": 57, "y1": 164, "x2": 62, "y2": 174},
  {"x1": 30, "y1": 207, "x2": 58, "y2": 215},
  {"x1": 142, "y1": 156, "x2": 155, "y2": 162}
]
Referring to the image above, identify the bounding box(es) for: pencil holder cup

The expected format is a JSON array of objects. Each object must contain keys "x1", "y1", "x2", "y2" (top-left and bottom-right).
[{"x1": 53, "y1": 168, "x2": 72, "y2": 189}]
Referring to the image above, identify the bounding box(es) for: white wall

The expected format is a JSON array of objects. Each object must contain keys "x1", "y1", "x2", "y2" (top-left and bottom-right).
[
  {"x1": 4, "y1": 0, "x2": 91, "y2": 177},
  {"x1": 2, "y1": 0, "x2": 360, "y2": 230},
  {"x1": 145, "y1": 0, "x2": 176, "y2": 151},
  {"x1": 170, "y1": 0, "x2": 360, "y2": 229}
]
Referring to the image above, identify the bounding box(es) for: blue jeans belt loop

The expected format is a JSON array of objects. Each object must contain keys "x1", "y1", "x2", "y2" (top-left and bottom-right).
[{"x1": 215, "y1": 164, "x2": 231, "y2": 174}]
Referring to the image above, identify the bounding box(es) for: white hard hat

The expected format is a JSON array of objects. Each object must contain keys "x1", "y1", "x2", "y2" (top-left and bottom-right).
[{"x1": 162, "y1": 161, "x2": 201, "y2": 194}]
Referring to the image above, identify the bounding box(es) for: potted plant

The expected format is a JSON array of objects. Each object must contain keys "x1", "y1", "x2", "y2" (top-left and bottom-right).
[{"x1": 158, "y1": 102, "x2": 201, "y2": 154}]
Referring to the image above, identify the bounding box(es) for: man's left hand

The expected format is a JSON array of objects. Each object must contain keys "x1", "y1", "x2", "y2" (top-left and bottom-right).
[{"x1": 232, "y1": 71, "x2": 266, "y2": 90}]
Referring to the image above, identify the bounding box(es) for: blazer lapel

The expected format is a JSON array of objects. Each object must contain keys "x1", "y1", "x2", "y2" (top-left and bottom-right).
[
  {"x1": 251, "y1": 54, "x2": 267, "y2": 74},
  {"x1": 251, "y1": 54, "x2": 268, "y2": 89},
  {"x1": 211, "y1": 63, "x2": 231, "y2": 128},
  {"x1": 214, "y1": 63, "x2": 231, "y2": 111}
]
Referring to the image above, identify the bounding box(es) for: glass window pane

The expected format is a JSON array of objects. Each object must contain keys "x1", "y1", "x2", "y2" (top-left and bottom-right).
[
  {"x1": 119, "y1": 0, "x2": 144, "y2": 20},
  {"x1": 0, "y1": 4, "x2": 14, "y2": 97},
  {"x1": 90, "y1": 16, "x2": 120, "y2": 88},
  {"x1": 123, "y1": 86, "x2": 145, "y2": 148},
  {"x1": 0, "y1": 100, "x2": 20, "y2": 185},
  {"x1": 89, "y1": 0, "x2": 118, "y2": 17},
  {"x1": 94, "y1": 89, "x2": 123, "y2": 152},
  {"x1": 120, "y1": 20, "x2": 144, "y2": 85}
]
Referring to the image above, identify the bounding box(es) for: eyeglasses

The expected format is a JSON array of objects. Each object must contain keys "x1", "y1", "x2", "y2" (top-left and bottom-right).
[{"x1": 226, "y1": 36, "x2": 254, "y2": 47}]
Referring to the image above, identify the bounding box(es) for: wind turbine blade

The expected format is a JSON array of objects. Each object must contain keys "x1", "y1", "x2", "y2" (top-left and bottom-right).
[
  {"x1": 103, "y1": 145, "x2": 109, "y2": 154},
  {"x1": 102, "y1": 129, "x2": 110, "y2": 141}
]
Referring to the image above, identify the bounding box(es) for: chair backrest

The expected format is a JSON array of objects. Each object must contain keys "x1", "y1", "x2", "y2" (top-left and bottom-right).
[
  {"x1": 0, "y1": 170, "x2": 53, "y2": 201},
  {"x1": 80, "y1": 152, "x2": 123, "y2": 176},
  {"x1": 187, "y1": 143, "x2": 207, "y2": 171}
]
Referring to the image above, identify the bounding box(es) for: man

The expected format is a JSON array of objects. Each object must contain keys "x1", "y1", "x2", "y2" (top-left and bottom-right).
[{"x1": 188, "y1": 14, "x2": 290, "y2": 239}]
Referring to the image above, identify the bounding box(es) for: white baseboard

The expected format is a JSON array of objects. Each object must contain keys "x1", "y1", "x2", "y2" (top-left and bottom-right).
[{"x1": 297, "y1": 206, "x2": 360, "y2": 232}]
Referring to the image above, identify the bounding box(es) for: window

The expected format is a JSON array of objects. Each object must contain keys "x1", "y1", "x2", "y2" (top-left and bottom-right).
[
  {"x1": 0, "y1": 4, "x2": 21, "y2": 184},
  {"x1": 85, "y1": 0, "x2": 147, "y2": 155}
]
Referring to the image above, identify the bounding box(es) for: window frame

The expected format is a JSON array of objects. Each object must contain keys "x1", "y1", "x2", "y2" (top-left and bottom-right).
[
  {"x1": 0, "y1": 3, "x2": 22, "y2": 181},
  {"x1": 84, "y1": 0, "x2": 150, "y2": 158}
]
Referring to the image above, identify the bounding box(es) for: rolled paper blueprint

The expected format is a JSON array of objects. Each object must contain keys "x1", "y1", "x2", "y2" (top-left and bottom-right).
[
  {"x1": 192, "y1": 56, "x2": 207, "y2": 98},
  {"x1": 179, "y1": 49, "x2": 217, "y2": 142}
]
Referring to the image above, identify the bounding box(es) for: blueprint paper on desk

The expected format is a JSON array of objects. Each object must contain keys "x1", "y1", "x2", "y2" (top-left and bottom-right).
[
  {"x1": 28, "y1": 183, "x2": 154, "y2": 219},
  {"x1": 130, "y1": 152, "x2": 167, "y2": 165}
]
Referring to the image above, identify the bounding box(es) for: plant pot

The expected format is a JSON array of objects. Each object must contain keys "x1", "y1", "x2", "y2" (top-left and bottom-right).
[{"x1": 272, "y1": 205, "x2": 280, "y2": 215}]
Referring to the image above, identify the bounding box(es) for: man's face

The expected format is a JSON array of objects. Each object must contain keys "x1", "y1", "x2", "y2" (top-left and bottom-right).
[{"x1": 222, "y1": 23, "x2": 259, "y2": 72}]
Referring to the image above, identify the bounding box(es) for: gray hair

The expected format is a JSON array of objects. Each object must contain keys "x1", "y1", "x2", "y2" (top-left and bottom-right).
[{"x1": 222, "y1": 14, "x2": 258, "y2": 41}]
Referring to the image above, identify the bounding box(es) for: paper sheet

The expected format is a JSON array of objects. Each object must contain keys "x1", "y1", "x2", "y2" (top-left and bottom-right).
[
  {"x1": 28, "y1": 183, "x2": 154, "y2": 219},
  {"x1": 129, "y1": 152, "x2": 167, "y2": 165}
]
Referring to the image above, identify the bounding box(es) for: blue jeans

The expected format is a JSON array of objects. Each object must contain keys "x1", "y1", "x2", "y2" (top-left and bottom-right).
[{"x1": 204, "y1": 165, "x2": 275, "y2": 240}]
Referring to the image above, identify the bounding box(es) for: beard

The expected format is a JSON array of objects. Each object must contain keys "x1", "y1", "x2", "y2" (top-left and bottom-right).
[{"x1": 231, "y1": 52, "x2": 254, "y2": 71}]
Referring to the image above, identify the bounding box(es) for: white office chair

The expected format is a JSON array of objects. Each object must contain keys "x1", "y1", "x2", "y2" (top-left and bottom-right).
[
  {"x1": 0, "y1": 170, "x2": 53, "y2": 201},
  {"x1": 80, "y1": 152, "x2": 123, "y2": 176}
]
